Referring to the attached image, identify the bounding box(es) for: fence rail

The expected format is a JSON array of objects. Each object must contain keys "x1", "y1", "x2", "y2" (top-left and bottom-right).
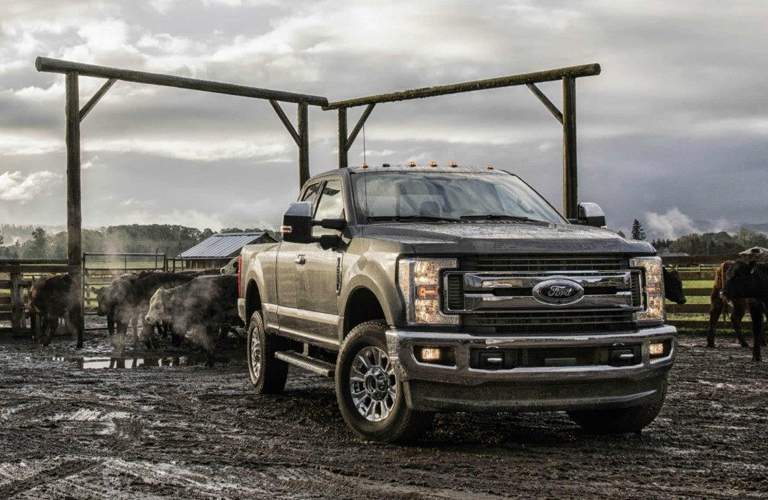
[
  {"x1": 0, "y1": 260, "x2": 71, "y2": 334},
  {"x1": 661, "y1": 254, "x2": 755, "y2": 330}
]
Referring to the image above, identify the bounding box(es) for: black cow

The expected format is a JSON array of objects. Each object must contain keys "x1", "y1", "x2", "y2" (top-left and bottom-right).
[
  {"x1": 723, "y1": 260, "x2": 768, "y2": 361},
  {"x1": 145, "y1": 274, "x2": 239, "y2": 365},
  {"x1": 663, "y1": 267, "x2": 686, "y2": 305},
  {"x1": 28, "y1": 274, "x2": 78, "y2": 346}
]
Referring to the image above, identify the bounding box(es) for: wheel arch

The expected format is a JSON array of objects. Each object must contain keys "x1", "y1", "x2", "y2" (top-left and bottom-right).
[{"x1": 342, "y1": 285, "x2": 390, "y2": 339}]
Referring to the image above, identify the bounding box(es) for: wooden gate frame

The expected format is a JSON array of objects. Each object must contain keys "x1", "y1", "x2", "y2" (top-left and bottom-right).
[
  {"x1": 35, "y1": 57, "x2": 328, "y2": 348},
  {"x1": 36, "y1": 56, "x2": 600, "y2": 347}
]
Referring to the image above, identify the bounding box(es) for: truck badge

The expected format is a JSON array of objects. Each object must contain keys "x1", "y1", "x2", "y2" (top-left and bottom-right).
[{"x1": 532, "y1": 279, "x2": 585, "y2": 306}]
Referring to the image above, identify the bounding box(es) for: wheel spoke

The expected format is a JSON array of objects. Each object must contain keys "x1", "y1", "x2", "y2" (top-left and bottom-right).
[{"x1": 348, "y1": 345, "x2": 399, "y2": 422}]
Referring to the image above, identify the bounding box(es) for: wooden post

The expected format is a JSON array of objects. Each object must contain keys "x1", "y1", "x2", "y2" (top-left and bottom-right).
[
  {"x1": 562, "y1": 76, "x2": 578, "y2": 220},
  {"x1": 9, "y1": 269, "x2": 22, "y2": 333},
  {"x1": 298, "y1": 102, "x2": 309, "y2": 188},
  {"x1": 338, "y1": 107, "x2": 348, "y2": 168},
  {"x1": 65, "y1": 72, "x2": 85, "y2": 348}
]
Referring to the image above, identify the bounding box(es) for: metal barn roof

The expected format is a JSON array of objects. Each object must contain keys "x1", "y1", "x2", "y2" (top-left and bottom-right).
[{"x1": 178, "y1": 232, "x2": 273, "y2": 259}]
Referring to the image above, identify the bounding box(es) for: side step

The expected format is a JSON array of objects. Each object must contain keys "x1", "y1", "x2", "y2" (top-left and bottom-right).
[{"x1": 274, "y1": 351, "x2": 335, "y2": 378}]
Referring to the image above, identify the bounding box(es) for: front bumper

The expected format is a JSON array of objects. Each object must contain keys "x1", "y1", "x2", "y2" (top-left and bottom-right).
[{"x1": 386, "y1": 324, "x2": 676, "y2": 412}]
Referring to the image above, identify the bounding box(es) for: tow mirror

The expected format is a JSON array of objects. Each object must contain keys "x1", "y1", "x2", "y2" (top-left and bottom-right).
[
  {"x1": 281, "y1": 202, "x2": 313, "y2": 244},
  {"x1": 576, "y1": 202, "x2": 606, "y2": 228}
]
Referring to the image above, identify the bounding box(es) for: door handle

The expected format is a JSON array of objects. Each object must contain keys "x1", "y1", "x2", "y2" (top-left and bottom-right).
[{"x1": 295, "y1": 254, "x2": 306, "y2": 265}]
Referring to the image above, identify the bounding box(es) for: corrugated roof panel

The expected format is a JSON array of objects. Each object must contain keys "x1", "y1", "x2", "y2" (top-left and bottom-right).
[{"x1": 179, "y1": 232, "x2": 270, "y2": 259}]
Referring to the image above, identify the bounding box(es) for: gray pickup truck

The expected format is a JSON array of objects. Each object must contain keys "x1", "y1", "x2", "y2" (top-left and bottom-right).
[{"x1": 237, "y1": 165, "x2": 675, "y2": 442}]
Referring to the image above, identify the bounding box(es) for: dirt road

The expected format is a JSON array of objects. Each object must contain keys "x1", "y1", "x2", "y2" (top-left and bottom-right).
[{"x1": 1, "y1": 328, "x2": 766, "y2": 499}]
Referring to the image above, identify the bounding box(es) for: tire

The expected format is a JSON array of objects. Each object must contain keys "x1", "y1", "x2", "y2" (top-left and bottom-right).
[
  {"x1": 568, "y1": 380, "x2": 668, "y2": 434},
  {"x1": 246, "y1": 311, "x2": 288, "y2": 394},
  {"x1": 335, "y1": 320, "x2": 433, "y2": 443}
]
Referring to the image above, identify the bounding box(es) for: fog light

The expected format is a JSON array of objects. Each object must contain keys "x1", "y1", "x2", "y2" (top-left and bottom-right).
[
  {"x1": 649, "y1": 342, "x2": 665, "y2": 357},
  {"x1": 419, "y1": 347, "x2": 442, "y2": 362}
]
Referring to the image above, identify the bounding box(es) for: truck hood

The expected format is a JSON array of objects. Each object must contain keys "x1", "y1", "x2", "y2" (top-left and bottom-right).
[{"x1": 358, "y1": 222, "x2": 654, "y2": 255}]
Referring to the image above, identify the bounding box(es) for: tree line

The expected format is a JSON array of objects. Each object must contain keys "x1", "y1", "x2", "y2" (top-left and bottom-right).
[{"x1": 0, "y1": 224, "x2": 269, "y2": 260}]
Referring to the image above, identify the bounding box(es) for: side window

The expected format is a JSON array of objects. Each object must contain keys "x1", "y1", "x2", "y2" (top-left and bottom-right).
[
  {"x1": 314, "y1": 180, "x2": 344, "y2": 221},
  {"x1": 313, "y1": 180, "x2": 344, "y2": 237},
  {"x1": 301, "y1": 182, "x2": 322, "y2": 207}
]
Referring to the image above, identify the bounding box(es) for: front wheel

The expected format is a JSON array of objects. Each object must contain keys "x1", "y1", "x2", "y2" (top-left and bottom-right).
[
  {"x1": 568, "y1": 380, "x2": 667, "y2": 434},
  {"x1": 335, "y1": 320, "x2": 432, "y2": 443},
  {"x1": 247, "y1": 311, "x2": 288, "y2": 394}
]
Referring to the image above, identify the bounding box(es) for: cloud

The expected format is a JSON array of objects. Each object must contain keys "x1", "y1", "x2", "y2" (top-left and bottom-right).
[
  {"x1": 0, "y1": 170, "x2": 63, "y2": 202},
  {"x1": 644, "y1": 208, "x2": 733, "y2": 240}
]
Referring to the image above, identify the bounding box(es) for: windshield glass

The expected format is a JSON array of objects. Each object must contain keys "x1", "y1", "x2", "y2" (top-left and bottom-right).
[{"x1": 351, "y1": 171, "x2": 565, "y2": 224}]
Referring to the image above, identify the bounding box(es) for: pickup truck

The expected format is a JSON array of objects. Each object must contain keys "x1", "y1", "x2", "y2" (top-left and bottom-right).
[{"x1": 237, "y1": 165, "x2": 675, "y2": 442}]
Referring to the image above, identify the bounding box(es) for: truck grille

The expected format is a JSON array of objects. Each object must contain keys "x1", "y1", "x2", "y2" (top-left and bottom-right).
[
  {"x1": 445, "y1": 255, "x2": 641, "y2": 334},
  {"x1": 463, "y1": 310, "x2": 635, "y2": 334},
  {"x1": 461, "y1": 255, "x2": 628, "y2": 273}
]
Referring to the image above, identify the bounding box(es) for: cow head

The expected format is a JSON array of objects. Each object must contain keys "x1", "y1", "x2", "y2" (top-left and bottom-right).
[
  {"x1": 663, "y1": 267, "x2": 686, "y2": 304},
  {"x1": 146, "y1": 288, "x2": 172, "y2": 324},
  {"x1": 724, "y1": 260, "x2": 768, "y2": 300}
]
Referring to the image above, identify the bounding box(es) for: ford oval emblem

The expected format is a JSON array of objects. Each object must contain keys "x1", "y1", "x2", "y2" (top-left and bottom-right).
[{"x1": 532, "y1": 279, "x2": 585, "y2": 306}]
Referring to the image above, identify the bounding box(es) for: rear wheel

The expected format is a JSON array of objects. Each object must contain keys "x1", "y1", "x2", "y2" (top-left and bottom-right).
[
  {"x1": 568, "y1": 380, "x2": 667, "y2": 434},
  {"x1": 336, "y1": 320, "x2": 432, "y2": 443},
  {"x1": 247, "y1": 311, "x2": 288, "y2": 394}
]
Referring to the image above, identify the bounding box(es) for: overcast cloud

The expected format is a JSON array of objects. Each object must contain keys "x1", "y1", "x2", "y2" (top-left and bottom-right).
[{"x1": 0, "y1": 0, "x2": 766, "y2": 237}]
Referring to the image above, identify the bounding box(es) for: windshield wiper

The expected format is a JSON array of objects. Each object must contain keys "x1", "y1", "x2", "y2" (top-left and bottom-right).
[
  {"x1": 367, "y1": 215, "x2": 461, "y2": 223},
  {"x1": 459, "y1": 214, "x2": 544, "y2": 223}
]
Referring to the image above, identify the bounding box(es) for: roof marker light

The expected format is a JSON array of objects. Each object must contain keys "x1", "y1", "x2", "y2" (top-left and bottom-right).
[
  {"x1": 408, "y1": 161, "x2": 417, "y2": 167},
  {"x1": 429, "y1": 160, "x2": 438, "y2": 167},
  {"x1": 486, "y1": 165, "x2": 495, "y2": 170},
  {"x1": 449, "y1": 162, "x2": 458, "y2": 168},
  {"x1": 382, "y1": 163, "x2": 390, "y2": 168}
]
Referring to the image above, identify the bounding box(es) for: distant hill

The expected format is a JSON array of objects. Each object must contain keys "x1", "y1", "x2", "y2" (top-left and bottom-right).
[{"x1": 0, "y1": 224, "x2": 268, "y2": 260}]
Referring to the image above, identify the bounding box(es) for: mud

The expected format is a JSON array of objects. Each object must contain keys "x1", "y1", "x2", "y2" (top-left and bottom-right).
[{"x1": 1, "y1": 324, "x2": 767, "y2": 499}]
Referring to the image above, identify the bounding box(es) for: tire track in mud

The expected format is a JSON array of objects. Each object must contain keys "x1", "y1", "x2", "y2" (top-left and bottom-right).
[
  {"x1": 0, "y1": 459, "x2": 97, "y2": 499},
  {"x1": 1, "y1": 330, "x2": 767, "y2": 498}
]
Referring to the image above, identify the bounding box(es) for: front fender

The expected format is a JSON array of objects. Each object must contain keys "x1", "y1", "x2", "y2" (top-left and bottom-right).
[{"x1": 338, "y1": 251, "x2": 403, "y2": 340}]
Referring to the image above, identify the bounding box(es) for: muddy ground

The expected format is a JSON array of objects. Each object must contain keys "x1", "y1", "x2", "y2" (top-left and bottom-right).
[{"x1": 1, "y1": 322, "x2": 767, "y2": 499}]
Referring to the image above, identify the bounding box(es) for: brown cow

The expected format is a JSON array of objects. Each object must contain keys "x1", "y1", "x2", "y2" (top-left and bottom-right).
[
  {"x1": 28, "y1": 273, "x2": 79, "y2": 346},
  {"x1": 707, "y1": 261, "x2": 765, "y2": 348}
]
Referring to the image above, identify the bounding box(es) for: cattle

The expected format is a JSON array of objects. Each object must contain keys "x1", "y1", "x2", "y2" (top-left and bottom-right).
[
  {"x1": 94, "y1": 271, "x2": 202, "y2": 345},
  {"x1": 706, "y1": 261, "x2": 766, "y2": 349},
  {"x1": 145, "y1": 274, "x2": 239, "y2": 365},
  {"x1": 723, "y1": 260, "x2": 768, "y2": 361},
  {"x1": 663, "y1": 267, "x2": 686, "y2": 305},
  {"x1": 28, "y1": 274, "x2": 79, "y2": 346}
]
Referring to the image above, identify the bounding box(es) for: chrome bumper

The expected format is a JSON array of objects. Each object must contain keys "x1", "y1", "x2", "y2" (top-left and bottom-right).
[{"x1": 386, "y1": 325, "x2": 676, "y2": 412}]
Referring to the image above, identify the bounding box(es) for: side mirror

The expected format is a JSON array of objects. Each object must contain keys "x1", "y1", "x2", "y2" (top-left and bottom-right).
[
  {"x1": 316, "y1": 218, "x2": 346, "y2": 231},
  {"x1": 281, "y1": 202, "x2": 313, "y2": 244},
  {"x1": 577, "y1": 202, "x2": 606, "y2": 228}
]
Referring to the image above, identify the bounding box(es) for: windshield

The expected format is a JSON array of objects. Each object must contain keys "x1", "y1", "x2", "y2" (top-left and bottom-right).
[{"x1": 351, "y1": 171, "x2": 565, "y2": 224}]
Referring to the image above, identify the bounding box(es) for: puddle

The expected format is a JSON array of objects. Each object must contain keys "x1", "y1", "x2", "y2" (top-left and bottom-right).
[{"x1": 54, "y1": 355, "x2": 208, "y2": 369}]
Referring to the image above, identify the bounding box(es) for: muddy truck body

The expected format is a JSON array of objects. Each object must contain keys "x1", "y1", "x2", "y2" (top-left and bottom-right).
[{"x1": 238, "y1": 166, "x2": 675, "y2": 442}]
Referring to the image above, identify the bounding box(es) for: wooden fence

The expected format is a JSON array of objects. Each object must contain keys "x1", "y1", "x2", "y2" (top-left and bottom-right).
[
  {"x1": 0, "y1": 260, "x2": 71, "y2": 334},
  {"x1": 82, "y1": 253, "x2": 167, "y2": 312}
]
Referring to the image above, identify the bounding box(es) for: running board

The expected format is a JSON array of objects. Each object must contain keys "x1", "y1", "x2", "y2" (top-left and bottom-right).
[{"x1": 275, "y1": 351, "x2": 335, "y2": 378}]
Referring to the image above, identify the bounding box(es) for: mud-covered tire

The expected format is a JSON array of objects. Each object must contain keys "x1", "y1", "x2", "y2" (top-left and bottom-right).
[
  {"x1": 568, "y1": 380, "x2": 667, "y2": 434},
  {"x1": 247, "y1": 311, "x2": 288, "y2": 394},
  {"x1": 336, "y1": 320, "x2": 433, "y2": 443}
]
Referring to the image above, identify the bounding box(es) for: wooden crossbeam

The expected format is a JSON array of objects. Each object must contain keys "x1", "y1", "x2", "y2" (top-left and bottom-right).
[
  {"x1": 525, "y1": 83, "x2": 563, "y2": 124},
  {"x1": 79, "y1": 78, "x2": 116, "y2": 122}
]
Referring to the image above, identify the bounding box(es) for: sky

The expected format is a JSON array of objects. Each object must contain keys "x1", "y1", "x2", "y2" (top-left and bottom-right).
[{"x1": 0, "y1": 0, "x2": 767, "y2": 238}]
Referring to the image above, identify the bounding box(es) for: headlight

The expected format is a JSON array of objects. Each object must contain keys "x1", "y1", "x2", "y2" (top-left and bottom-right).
[
  {"x1": 630, "y1": 256, "x2": 665, "y2": 325},
  {"x1": 398, "y1": 257, "x2": 458, "y2": 325}
]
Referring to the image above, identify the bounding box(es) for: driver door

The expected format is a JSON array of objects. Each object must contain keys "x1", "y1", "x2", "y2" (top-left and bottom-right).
[
  {"x1": 295, "y1": 178, "x2": 345, "y2": 343},
  {"x1": 276, "y1": 181, "x2": 321, "y2": 334}
]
